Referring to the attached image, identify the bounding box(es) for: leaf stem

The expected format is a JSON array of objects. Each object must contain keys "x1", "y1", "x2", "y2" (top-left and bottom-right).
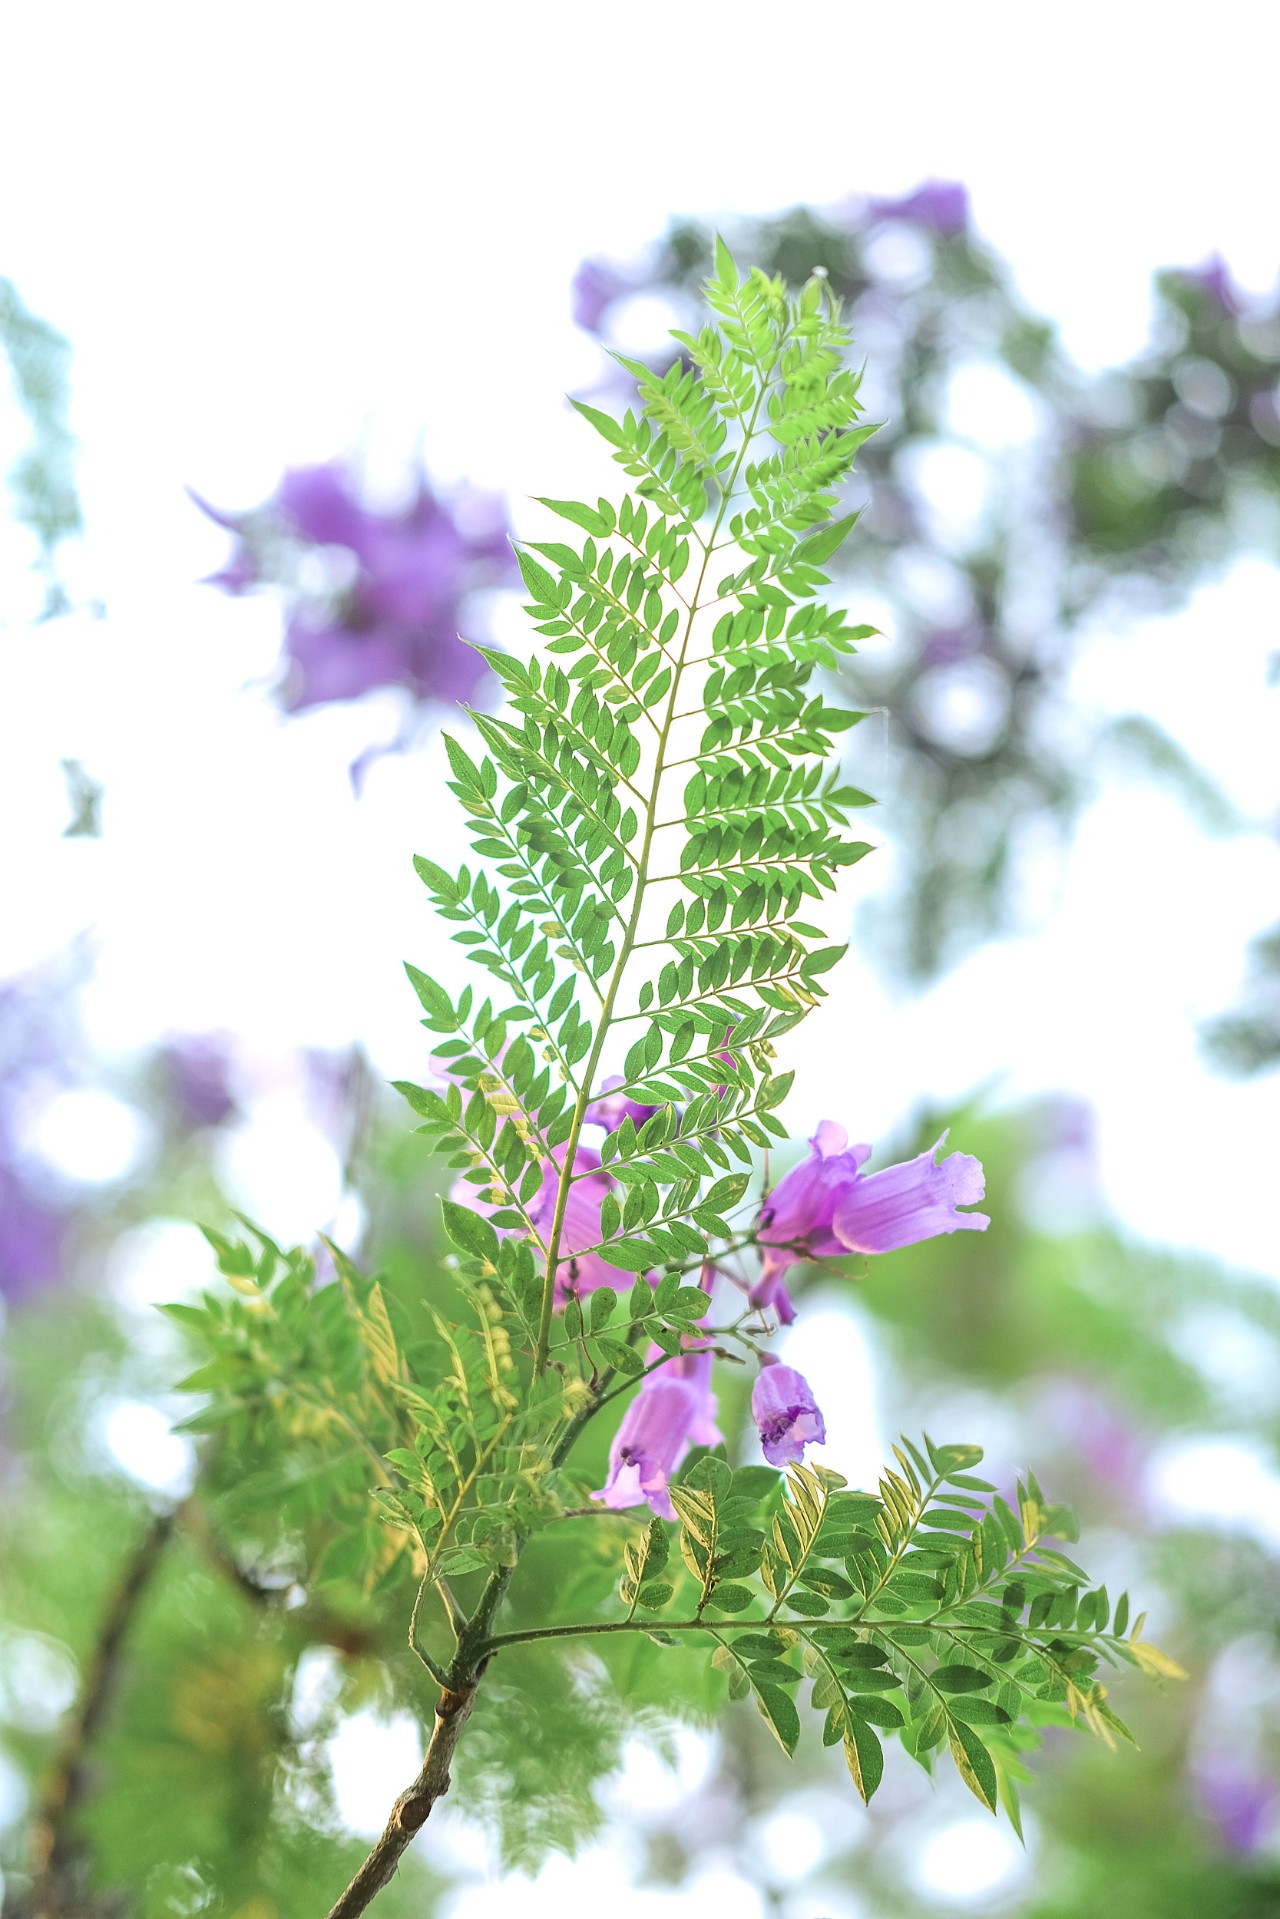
[{"x1": 531, "y1": 351, "x2": 778, "y2": 1381}]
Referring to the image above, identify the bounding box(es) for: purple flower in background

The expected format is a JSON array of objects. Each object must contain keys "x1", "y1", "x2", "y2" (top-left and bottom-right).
[
  {"x1": 0, "y1": 1166, "x2": 66, "y2": 1301},
  {"x1": 1196, "y1": 1754, "x2": 1278, "y2": 1853},
  {"x1": 868, "y1": 180, "x2": 969, "y2": 239},
  {"x1": 454, "y1": 1140, "x2": 640, "y2": 1303},
  {"x1": 920, "y1": 622, "x2": 985, "y2": 668},
  {"x1": 593, "y1": 1348, "x2": 722, "y2": 1519},
  {"x1": 0, "y1": 968, "x2": 83, "y2": 1300},
  {"x1": 529, "y1": 1145, "x2": 635, "y2": 1302},
  {"x1": 161, "y1": 1036, "x2": 237, "y2": 1132},
  {"x1": 585, "y1": 1075, "x2": 659, "y2": 1137},
  {"x1": 195, "y1": 460, "x2": 516, "y2": 715},
  {"x1": 571, "y1": 258, "x2": 642, "y2": 335},
  {"x1": 751, "y1": 1122, "x2": 988, "y2": 1317},
  {"x1": 1172, "y1": 253, "x2": 1241, "y2": 318},
  {"x1": 751, "y1": 1355, "x2": 826, "y2": 1468}
]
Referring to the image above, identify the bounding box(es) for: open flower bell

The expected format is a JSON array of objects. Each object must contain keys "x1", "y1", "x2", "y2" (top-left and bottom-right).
[
  {"x1": 751, "y1": 1355, "x2": 827, "y2": 1467},
  {"x1": 592, "y1": 1350, "x2": 722, "y2": 1519},
  {"x1": 752, "y1": 1122, "x2": 988, "y2": 1318}
]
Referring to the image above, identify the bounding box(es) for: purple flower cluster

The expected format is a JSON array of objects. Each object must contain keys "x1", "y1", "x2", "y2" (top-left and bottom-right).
[
  {"x1": 588, "y1": 1105, "x2": 988, "y2": 1518},
  {"x1": 195, "y1": 461, "x2": 515, "y2": 713}
]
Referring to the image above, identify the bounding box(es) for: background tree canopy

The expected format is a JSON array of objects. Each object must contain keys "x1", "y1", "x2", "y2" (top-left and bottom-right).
[{"x1": 1, "y1": 15, "x2": 1278, "y2": 1914}]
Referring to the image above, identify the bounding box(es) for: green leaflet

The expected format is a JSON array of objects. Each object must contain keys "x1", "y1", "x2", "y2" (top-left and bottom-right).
[
  {"x1": 400, "y1": 250, "x2": 875, "y2": 1327},
  {"x1": 170, "y1": 251, "x2": 1177, "y2": 1872}
]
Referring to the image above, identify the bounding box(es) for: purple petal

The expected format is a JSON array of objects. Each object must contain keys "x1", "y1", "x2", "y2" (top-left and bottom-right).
[
  {"x1": 752, "y1": 1124, "x2": 871, "y2": 1295},
  {"x1": 751, "y1": 1358, "x2": 826, "y2": 1468},
  {"x1": 585, "y1": 1074, "x2": 659, "y2": 1135},
  {"x1": 276, "y1": 464, "x2": 372, "y2": 548},
  {"x1": 868, "y1": 180, "x2": 969, "y2": 238},
  {"x1": 833, "y1": 1131, "x2": 988, "y2": 1255},
  {"x1": 281, "y1": 616, "x2": 412, "y2": 709},
  {"x1": 592, "y1": 1367, "x2": 720, "y2": 1519},
  {"x1": 572, "y1": 258, "x2": 633, "y2": 334}
]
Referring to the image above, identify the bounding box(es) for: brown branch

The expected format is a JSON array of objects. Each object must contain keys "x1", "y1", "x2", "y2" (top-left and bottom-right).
[
  {"x1": 321, "y1": 1685, "x2": 478, "y2": 1919},
  {"x1": 27, "y1": 1506, "x2": 178, "y2": 1919},
  {"x1": 318, "y1": 1347, "x2": 603, "y2": 1915}
]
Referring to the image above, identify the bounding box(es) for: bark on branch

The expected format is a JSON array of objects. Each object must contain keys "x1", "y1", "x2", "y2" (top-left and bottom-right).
[{"x1": 321, "y1": 1686, "x2": 478, "y2": 1919}]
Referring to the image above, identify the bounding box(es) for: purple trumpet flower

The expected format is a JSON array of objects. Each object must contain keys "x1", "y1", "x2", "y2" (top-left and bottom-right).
[
  {"x1": 751, "y1": 1355, "x2": 826, "y2": 1468},
  {"x1": 592, "y1": 1348, "x2": 722, "y2": 1519},
  {"x1": 751, "y1": 1122, "x2": 988, "y2": 1318}
]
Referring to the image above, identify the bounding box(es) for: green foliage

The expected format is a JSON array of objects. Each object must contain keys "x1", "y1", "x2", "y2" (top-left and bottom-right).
[
  {"x1": 148, "y1": 254, "x2": 1174, "y2": 1897},
  {"x1": 400, "y1": 250, "x2": 873, "y2": 1338},
  {"x1": 585, "y1": 203, "x2": 1272, "y2": 987},
  {"x1": 535, "y1": 1439, "x2": 1178, "y2": 1824}
]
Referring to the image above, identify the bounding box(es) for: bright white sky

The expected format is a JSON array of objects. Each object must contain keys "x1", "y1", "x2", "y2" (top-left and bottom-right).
[
  {"x1": 2, "y1": 4, "x2": 1278, "y2": 1903},
  {"x1": 2, "y1": 2, "x2": 1278, "y2": 1285}
]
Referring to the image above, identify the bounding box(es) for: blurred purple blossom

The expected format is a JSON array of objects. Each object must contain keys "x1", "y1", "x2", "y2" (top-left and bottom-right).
[
  {"x1": 592, "y1": 1348, "x2": 721, "y2": 1519},
  {"x1": 751, "y1": 1356, "x2": 826, "y2": 1468},
  {"x1": 195, "y1": 460, "x2": 516, "y2": 714},
  {"x1": 1038, "y1": 1377, "x2": 1149, "y2": 1504},
  {"x1": 920, "y1": 622, "x2": 985, "y2": 668},
  {"x1": 1172, "y1": 253, "x2": 1242, "y2": 318},
  {"x1": 1195, "y1": 1753, "x2": 1278, "y2": 1853},
  {"x1": 751, "y1": 1122, "x2": 988, "y2": 1317},
  {"x1": 0, "y1": 1165, "x2": 66, "y2": 1301},
  {"x1": 585, "y1": 1075, "x2": 659, "y2": 1136},
  {"x1": 0, "y1": 970, "x2": 77, "y2": 1299},
  {"x1": 160, "y1": 1036, "x2": 238, "y2": 1132},
  {"x1": 453, "y1": 1140, "x2": 641, "y2": 1303},
  {"x1": 868, "y1": 180, "x2": 969, "y2": 239},
  {"x1": 531, "y1": 1145, "x2": 636, "y2": 1302},
  {"x1": 572, "y1": 258, "x2": 645, "y2": 336}
]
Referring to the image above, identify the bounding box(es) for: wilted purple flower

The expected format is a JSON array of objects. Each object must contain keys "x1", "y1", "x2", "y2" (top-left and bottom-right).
[
  {"x1": 868, "y1": 180, "x2": 969, "y2": 239},
  {"x1": 592, "y1": 1348, "x2": 722, "y2": 1519},
  {"x1": 751, "y1": 1122, "x2": 988, "y2": 1317},
  {"x1": 751, "y1": 1355, "x2": 826, "y2": 1468},
  {"x1": 195, "y1": 461, "x2": 515, "y2": 714}
]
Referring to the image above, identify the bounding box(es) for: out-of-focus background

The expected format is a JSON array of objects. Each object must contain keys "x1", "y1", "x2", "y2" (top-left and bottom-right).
[{"x1": 2, "y1": 7, "x2": 1279, "y2": 1915}]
